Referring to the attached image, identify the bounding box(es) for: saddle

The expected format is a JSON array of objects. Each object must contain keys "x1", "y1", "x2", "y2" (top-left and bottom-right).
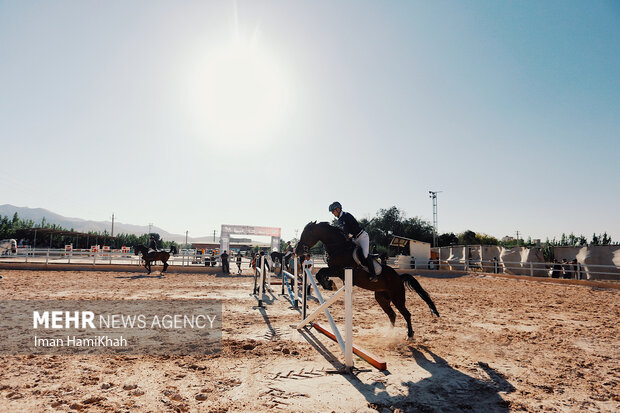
[{"x1": 352, "y1": 247, "x2": 382, "y2": 276}]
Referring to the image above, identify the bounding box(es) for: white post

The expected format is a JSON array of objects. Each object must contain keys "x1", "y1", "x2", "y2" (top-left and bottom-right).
[
  {"x1": 266, "y1": 256, "x2": 272, "y2": 289},
  {"x1": 46, "y1": 248, "x2": 49, "y2": 265},
  {"x1": 293, "y1": 255, "x2": 299, "y2": 307},
  {"x1": 281, "y1": 255, "x2": 285, "y2": 295},
  {"x1": 530, "y1": 262, "x2": 533, "y2": 277},
  {"x1": 464, "y1": 246, "x2": 469, "y2": 271},
  {"x1": 258, "y1": 255, "x2": 265, "y2": 307},
  {"x1": 344, "y1": 267, "x2": 353, "y2": 371}
]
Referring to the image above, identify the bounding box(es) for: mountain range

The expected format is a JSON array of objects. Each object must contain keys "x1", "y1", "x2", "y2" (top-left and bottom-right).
[{"x1": 0, "y1": 204, "x2": 218, "y2": 244}]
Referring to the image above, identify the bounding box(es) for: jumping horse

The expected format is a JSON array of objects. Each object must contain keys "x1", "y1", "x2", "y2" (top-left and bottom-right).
[
  {"x1": 134, "y1": 244, "x2": 178, "y2": 274},
  {"x1": 296, "y1": 221, "x2": 439, "y2": 340}
]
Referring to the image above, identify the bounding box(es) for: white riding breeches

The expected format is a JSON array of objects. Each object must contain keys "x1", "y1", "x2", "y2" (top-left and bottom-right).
[{"x1": 353, "y1": 231, "x2": 370, "y2": 258}]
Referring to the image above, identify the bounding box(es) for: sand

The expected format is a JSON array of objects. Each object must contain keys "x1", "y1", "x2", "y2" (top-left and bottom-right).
[{"x1": 0, "y1": 268, "x2": 617, "y2": 412}]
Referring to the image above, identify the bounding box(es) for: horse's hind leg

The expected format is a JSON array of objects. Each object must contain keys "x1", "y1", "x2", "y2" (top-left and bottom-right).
[
  {"x1": 374, "y1": 291, "x2": 396, "y2": 327},
  {"x1": 391, "y1": 286, "x2": 414, "y2": 340},
  {"x1": 163, "y1": 259, "x2": 168, "y2": 273}
]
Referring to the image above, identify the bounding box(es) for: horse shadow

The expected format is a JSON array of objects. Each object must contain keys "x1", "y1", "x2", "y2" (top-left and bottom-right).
[
  {"x1": 297, "y1": 333, "x2": 513, "y2": 412},
  {"x1": 214, "y1": 272, "x2": 251, "y2": 279},
  {"x1": 393, "y1": 346, "x2": 514, "y2": 412},
  {"x1": 115, "y1": 273, "x2": 166, "y2": 280}
]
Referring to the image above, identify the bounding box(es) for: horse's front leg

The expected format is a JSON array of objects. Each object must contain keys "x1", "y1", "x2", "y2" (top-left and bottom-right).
[{"x1": 316, "y1": 268, "x2": 337, "y2": 291}]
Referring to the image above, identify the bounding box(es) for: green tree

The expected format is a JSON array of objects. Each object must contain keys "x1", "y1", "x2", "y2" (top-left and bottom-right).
[
  {"x1": 458, "y1": 230, "x2": 477, "y2": 245},
  {"x1": 438, "y1": 232, "x2": 458, "y2": 246},
  {"x1": 601, "y1": 232, "x2": 612, "y2": 245}
]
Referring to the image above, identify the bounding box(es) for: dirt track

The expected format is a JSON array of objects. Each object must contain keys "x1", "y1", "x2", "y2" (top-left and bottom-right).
[{"x1": 0, "y1": 268, "x2": 617, "y2": 412}]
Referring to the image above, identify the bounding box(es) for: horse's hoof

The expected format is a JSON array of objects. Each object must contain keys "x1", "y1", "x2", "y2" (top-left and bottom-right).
[{"x1": 431, "y1": 309, "x2": 440, "y2": 317}]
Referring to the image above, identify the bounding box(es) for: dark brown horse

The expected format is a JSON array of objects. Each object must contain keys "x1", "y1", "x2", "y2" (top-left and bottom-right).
[
  {"x1": 134, "y1": 244, "x2": 178, "y2": 274},
  {"x1": 295, "y1": 221, "x2": 439, "y2": 340}
]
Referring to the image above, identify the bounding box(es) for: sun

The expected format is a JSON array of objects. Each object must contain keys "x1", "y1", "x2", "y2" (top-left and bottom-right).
[{"x1": 191, "y1": 40, "x2": 290, "y2": 144}]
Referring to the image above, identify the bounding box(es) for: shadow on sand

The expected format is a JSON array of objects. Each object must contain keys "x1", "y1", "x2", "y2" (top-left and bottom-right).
[
  {"x1": 114, "y1": 273, "x2": 166, "y2": 280},
  {"x1": 298, "y1": 330, "x2": 514, "y2": 412}
]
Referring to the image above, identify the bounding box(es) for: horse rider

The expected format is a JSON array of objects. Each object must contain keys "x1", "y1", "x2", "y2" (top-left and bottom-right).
[
  {"x1": 148, "y1": 235, "x2": 158, "y2": 254},
  {"x1": 258, "y1": 250, "x2": 270, "y2": 271},
  {"x1": 283, "y1": 241, "x2": 293, "y2": 270},
  {"x1": 328, "y1": 201, "x2": 377, "y2": 281}
]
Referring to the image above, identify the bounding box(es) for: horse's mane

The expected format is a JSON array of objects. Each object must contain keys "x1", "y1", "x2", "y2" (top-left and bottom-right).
[{"x1": 306, "y1": 221, "x2": 348, "y2": 243}]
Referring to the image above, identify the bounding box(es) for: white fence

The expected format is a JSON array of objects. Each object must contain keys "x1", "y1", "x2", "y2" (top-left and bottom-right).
[
  {"x1": 403, "y1": 258, "x2": 619, "y2": 280},
  {"x1": 0, "y1": 248, "x2": 228, "y2": 268}
]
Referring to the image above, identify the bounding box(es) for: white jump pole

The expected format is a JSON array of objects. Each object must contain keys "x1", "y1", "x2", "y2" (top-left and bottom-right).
[
  {"x1": 257, "y1": 256, "x2": 265, "y2": 307},
  {"x1": 265, "y1": 255, "x2": 273, "y2": 293},
  {"x1": 281, "y1": 255, "x2": 286, "y2": 296},
  {"x1": 344, "y1": 267, "x2": 353, "y2": 369},
  {"x1": 293, "y1": 255, "x2": 299, "y2": 308},
  {"x1": 296, "y1": 267, "x2": 353, "y2": 371},
  {"x1": 297, "y1": 268, "x2": 346, "y2": 354}
]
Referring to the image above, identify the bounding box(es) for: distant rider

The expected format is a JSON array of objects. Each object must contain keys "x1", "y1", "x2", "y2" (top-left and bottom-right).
[
  {"x1": 283, "y1": 241, "x2": 293, "y2": 270},
  {"x1": 148, "y1": 235, "x2": 158, "y2": 254},
  {"x1": 236, "y1": 253, "x2": 242, "y2": 274},
  {"x1": 221, "y1": 250, "x2": 230, "y2": 274},
  {"x1": 328, "y1": 201, "x2": 377, "y2": 281}
]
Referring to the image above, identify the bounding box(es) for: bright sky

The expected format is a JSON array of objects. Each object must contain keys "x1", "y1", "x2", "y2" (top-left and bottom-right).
[{"x1": 1, "y1": 1, "x2": 618, "y2": 242}]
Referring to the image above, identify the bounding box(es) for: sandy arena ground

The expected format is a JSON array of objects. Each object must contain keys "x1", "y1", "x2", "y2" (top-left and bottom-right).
[{"x1": 0, "y1": 267, "x2": 617, "y2": 412}]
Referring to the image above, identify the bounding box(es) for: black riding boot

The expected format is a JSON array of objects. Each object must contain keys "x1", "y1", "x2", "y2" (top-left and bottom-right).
[{"x1": 367, "y1": 256, "x2": 378, "y2": 281}]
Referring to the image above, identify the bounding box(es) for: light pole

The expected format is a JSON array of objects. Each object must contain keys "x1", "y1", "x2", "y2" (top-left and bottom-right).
[{"x1": 429, "y1": 191, "x2": 442, "y2": 248}]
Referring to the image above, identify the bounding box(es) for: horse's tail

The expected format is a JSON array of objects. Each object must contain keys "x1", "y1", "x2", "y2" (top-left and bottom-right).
[{"x1": 399, "y1": 273, "x2": 440, "y2": 317}]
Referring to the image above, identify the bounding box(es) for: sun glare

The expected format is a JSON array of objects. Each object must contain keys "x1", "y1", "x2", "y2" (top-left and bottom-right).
[{"x1": 192, "y1": 41, "x2": 290, "y2": 144}]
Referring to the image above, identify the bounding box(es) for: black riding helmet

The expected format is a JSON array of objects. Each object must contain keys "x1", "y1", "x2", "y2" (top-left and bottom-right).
[{"x1": 328, "y1": 201, "x2": 342, "y2": 212}]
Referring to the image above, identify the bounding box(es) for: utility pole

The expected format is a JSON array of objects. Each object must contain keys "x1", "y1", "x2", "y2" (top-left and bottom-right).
[
  {"x1": 213, "y1": 230, "x2": 216, "y2": 242},
  {"x1": 111, "y1": 213, "x2": 115, "y2": 237},
  {"x1": 148, "y1": 222, "x2": 153, "y2": 234},
  {"x1": 429, "y1": 191, "x2": 442, "y2": 248},
  {"x1": 515, "y1": 231, "x2": 520, "y2": 246},
  {"x1": 185, "y1": 230, "x2": 188, "y2": 248}
]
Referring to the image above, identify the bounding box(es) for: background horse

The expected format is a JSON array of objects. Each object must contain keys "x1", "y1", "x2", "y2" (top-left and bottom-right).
[
  {"x1": 0, "y1": 239, "x2": 17, "y2": 256},
  {"x1": 295, "y1": 221, "x2": 439, "y2": 340},
  {"x1": 134, "y1": 244, "x2": 178, "y2": 274},
  {"x1": 270, "y1": 251, "x2": 283, "y2": 268}
]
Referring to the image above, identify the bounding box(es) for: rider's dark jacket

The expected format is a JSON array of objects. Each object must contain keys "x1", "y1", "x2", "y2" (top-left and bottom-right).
[
  {"x1": 336, "y1": 211, "x2": 363, "y2": 239},
  {"x1": 148, "y1": 239, "x2": 157, "y2": 251}
]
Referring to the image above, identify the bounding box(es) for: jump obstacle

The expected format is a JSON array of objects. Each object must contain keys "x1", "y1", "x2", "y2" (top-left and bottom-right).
[
  {"x1": 253, "y1": 256, "x2": 269, "y2": 307},
  {"x1": 257, "y1": 255, "x2": 387, "y2": 371}
]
